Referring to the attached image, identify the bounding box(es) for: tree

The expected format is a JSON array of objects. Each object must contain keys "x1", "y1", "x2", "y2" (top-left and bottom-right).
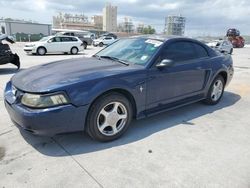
[{"x1": 142, "y1": 25, "x2": 156, "y2": 34}]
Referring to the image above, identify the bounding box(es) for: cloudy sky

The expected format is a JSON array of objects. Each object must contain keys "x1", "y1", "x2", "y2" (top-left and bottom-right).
[{"x1": 0, "y1": 0, "x2": 249, "y2": 36}]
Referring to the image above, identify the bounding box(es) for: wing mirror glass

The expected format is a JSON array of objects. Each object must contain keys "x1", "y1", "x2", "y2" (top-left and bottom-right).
[{"x1": 156, "y1": 59, "x2": 174, "y2": 69}]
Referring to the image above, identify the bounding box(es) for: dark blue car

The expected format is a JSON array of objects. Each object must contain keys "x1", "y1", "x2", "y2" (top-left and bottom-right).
[{"x1": 4, "y1": 36, "x2": 234, "y2": 141}]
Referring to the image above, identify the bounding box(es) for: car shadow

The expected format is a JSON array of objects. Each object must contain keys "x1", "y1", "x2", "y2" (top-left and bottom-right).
[
  {"x1": 20, "y1": 91, "x2": 241, "y2": 156},
  {"x1": 0, "y1": 68, "x2": 23, "y2": 75}
]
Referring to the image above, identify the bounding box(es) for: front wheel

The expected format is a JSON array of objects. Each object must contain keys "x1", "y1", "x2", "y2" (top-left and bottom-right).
[
  {"x1": 204, "y1": 75, "x2": 225, "y2": 105},
  {"x1": 86, "y1": 93, "x2": 133, "y2": 142},
  {"x1": 37, "y1": 47, "x2": 46, "y2": 55}
]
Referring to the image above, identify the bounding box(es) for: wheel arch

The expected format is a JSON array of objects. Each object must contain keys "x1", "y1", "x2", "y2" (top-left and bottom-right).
[
  {"x1": 86, "y1": 88, "x2": 137, "y2": 127},
  {"x1": 218, "y1": 71, "x2": 228, "y2": 84}
]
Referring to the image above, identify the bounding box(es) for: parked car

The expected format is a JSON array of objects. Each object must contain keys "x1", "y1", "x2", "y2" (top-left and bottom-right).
[
  {"x1": 0, "y1": 34, "x2": 20, "y2": 69},
  {"x1": 93, "y1": 36, "x2": 116, "y2": 47},
  {"x1": 23, "y1": 36, "x2": 83, "y2": 55},
  {"x1": 100, "y1": 33, "x2": 118, "y2": 39},
  {"x1": 5, "y1": 36, "x2": 234, "y2": 141},
  {"x1": 56, "y1": 31, "x2": 93, "y2": 49},
  {"x1": 207, "y1": 39, "x2": 233, "y2": 54}
]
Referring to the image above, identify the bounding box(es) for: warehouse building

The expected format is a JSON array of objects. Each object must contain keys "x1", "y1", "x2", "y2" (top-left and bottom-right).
[{"x1": 0, "y1": 19, "x2": 51, "y2": 41}]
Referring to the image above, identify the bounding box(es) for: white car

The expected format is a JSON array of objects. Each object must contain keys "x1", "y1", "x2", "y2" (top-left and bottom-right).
[
  {"x1": 207, "y1": 39, "x2": 233, "y2": 54},
  {"x1": 93, "y1": 36, "x2": 116, "y2": 47},
  {"x1": 24, "y1": 36, "x2": 83, "y2": 55}
]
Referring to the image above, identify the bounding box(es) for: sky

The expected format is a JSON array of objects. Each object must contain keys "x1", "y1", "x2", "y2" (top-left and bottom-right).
[{"x1": 0, "y1": 0, "x2": 249, "y2": 36}]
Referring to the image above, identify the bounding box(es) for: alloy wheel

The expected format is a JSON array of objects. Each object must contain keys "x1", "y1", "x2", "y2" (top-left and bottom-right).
[{"x1": 97, "y1": 102, "x2": 128, "y2": 136}]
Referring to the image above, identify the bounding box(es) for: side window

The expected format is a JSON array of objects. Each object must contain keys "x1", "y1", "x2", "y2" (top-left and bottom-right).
[
  {"x1": 105, "y1": 37, "x2": 112, "y2": 40},
  {"x1": 61, "y1": 37, "x2": 71, "y2": 42},
  {"x1": 71, "y1": 37, "x2": 78, "y2": 41},
  {"x1": 51, "y1": 37, "x2": 61, "y2": 42},
  {"x1": 192, "y1": 43, "x2": 209, "y2": 58},
  {"x1": 160, "y1": 41, "x2": 196, "y2": 62}
]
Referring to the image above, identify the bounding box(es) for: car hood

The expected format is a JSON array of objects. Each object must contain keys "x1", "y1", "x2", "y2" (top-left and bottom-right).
[
  {"x1": 11, "y1": 57, "x2": 140, "y2": 93},
  {"x1": 25, "y1": 41, "x2": 43, "y2": 46}
]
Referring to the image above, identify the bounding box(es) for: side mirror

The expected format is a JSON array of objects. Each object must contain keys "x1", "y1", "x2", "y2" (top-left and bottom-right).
[
  {"x1": 156, "y1": 59, "x2": 174, "y2": 69},
  {"x1": 47, "y1": 40, "x2": 52, "y2": 43}
]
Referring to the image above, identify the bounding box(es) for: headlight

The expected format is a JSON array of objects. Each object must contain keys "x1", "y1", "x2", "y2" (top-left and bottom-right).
[{"x1": 21, "y1": 93, "x2": 69, "y2": 108}]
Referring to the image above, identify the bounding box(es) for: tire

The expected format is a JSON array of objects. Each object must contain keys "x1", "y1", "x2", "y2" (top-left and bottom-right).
[
  {"x1": 37, "y1": 47, "x2": 46, "y2": 55},
  {"x1": 86, "y1": 92, "x2": 133, "y2": 142},
  {"x1": 83, "y1": 42, "x2": 87, "y2": 49},
  {"x1": 99, "y1": 42, "x2": 103, "y2": 47},
  {"x1": 229, "y1": 48, "x2": 233, "y2": 54},
  {"x1": 70, "y1": 47, "x2": 78, "y2": 55},
  {"x1": 204, "y1": 75, "x2": 225, "y2": 105}
]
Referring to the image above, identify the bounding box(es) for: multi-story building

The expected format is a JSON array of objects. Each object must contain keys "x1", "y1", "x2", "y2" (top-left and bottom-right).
[
  {"x1": 164, "y1": 15, "x2": 186, "y2": 36},
  {"x1": 91, "y1": 15, "x2": 103, "y2": 31},
  {"x1": 118, "y1": 17, "x2": 134, "y2": 33},
  {"x1": 103, "y1": 3, "x2": 117, "y2": 32},
  {"x1": 53, "y1": 13, "x2": 96, "y2": 31},
  {"x1": 136, "y1": 23, "x2": 144, "y2": 34}
]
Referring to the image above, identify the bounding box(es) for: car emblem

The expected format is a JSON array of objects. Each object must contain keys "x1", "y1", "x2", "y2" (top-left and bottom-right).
[{"x1": 139, "y1": 86, "x2": 144, "y2": 93}]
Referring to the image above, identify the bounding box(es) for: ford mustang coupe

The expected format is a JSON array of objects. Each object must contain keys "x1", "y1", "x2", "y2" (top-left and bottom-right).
[{"x1": 4, "y1": 36, "x2": 234, "y2": 141}]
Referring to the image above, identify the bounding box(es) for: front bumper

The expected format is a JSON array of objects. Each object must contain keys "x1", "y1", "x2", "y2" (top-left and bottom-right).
[
  {"x1": 23, "y1": 46, "x2": 36, "y2": 53},
  {"x1": 4, "y1": 82, "x2": 89, "y2": 136}
]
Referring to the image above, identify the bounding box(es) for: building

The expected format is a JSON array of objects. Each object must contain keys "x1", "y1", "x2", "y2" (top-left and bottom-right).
[
  {"x1": 0, "y1": 19, "x2": 51, "y2": 41},
  {"x1": 118, "y1": 17, "x2": 134, "y2": 33},
  {"x1": 0, "y1": 19, "x2": 51, "y2": 36},
  {"x1": 91, "y1": 15, "x2": 103, "y2": 31},
  {"x1": 136, "y1": 23, "x2": 144, "y2": 34},
  {"x1": 103, "y1": 3, "x2": 117, "y2": 32},
  {"x1": 164, "y1": 15, "x2": 186, "y2": 36},
  {"x1": 53, "y1": 13, "x2": 96, "y2": 31}
]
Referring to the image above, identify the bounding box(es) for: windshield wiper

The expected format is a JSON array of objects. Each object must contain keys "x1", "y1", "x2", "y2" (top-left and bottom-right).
[{"x1": 99, "y1": 55, "x2": 129, "y2": 66}]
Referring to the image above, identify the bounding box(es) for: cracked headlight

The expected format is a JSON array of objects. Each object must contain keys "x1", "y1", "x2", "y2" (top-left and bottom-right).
[{"x1": 21, "y1": 93, "x2": 69, "y2": 108}]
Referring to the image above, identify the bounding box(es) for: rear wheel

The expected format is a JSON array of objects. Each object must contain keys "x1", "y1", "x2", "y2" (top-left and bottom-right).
[
  {"x1": 70, "y1": 47, "x2": 78, "y2": 55},
  {"x1": 99, "y1": 42, "x2": 103, "y2": 47},
  {"x1": 229, "y1": 48, "x2": 233, "y2": 54},
  {"x1": 204, "y1": 75, "x2": 225, "y2": 105},
  {"x1": 86, "y1": 93, "x2": 133, "y2": 142},
  {"x1": 37, "y1": 47, "x2": 46, "y2": 55}
]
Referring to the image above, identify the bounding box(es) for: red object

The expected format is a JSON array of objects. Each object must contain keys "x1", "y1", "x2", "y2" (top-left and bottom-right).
[{"x1": 226, "y1": 28, "x2": 245, "y2": 48}]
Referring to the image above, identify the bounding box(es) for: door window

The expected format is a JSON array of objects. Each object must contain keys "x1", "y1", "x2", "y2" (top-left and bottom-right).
[
  {"x1": 160, "y1": 41, "x2": 196, "y2": 62},
  {"x1": 51, "y1": 37, "x2": 61, "y2": 42}
]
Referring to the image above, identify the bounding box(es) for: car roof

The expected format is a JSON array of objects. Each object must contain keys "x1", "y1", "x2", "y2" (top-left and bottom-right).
[{"x1": 130, "y1": 35, "x2": 192, "y2": 42}]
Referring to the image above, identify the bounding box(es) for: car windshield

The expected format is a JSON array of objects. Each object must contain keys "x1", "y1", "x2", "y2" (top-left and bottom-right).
[
  {"x1": 39, "y1": 37, "x2": 50, "y2": 42},
  {"x1": 95, "y1": 38, "x2": 163, "y2": 66}
]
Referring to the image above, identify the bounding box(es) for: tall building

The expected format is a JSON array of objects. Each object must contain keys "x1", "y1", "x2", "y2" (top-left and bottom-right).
[
  {"x1": 103, "y1": 3, "x2": 117, "y2": 32},
  {"x1": 164, "y1": 15, "x2": 186, "y2": 36}
]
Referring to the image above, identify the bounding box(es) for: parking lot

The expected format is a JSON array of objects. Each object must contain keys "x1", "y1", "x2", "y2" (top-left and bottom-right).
[{"x1": 0, "y1": 43, "x2": 250, "y2": 187}]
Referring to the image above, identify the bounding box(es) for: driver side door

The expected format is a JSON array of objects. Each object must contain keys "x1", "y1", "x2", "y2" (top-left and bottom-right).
[{"x1": 146, "y1": 41, "x2": 211, "y2": 111}]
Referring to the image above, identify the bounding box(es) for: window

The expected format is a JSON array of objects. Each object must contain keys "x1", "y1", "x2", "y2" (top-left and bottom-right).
[
  {"x1": 51, "y1": 37, "x2": 61, "y2": 42},
  {"x1": 71, "y1": 37, "x2": 78, "y2": 41},
  {"x1": 159, "y1": 41, "x2": 208, "y2": 62},
  {"x1": 192, "y1": 43, "x2": 208, "y2": 58},
  {"x1": 61, "y1": 37, "x2": 71, "y2": 42},
  {"x1": 105, "y1": 37, "x2": 112, "y2": 40},
  {"x1": 160, "y1": 41, "x2": 196, "y2": 62}
]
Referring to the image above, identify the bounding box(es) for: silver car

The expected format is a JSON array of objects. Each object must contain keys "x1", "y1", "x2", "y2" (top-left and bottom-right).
[{"x1": 207, "y1": 40, "x2": 233, "y2": 54}]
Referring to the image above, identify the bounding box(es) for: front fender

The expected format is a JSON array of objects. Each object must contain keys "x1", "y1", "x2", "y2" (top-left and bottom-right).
[{"x1": 67, "y1": 73, "x2": 147, "y2": 116}]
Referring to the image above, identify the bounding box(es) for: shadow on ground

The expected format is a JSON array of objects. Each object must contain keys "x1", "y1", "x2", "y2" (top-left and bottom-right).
[{"x1": 20, "y1": 91, "x2": 241, "y2": 156}]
